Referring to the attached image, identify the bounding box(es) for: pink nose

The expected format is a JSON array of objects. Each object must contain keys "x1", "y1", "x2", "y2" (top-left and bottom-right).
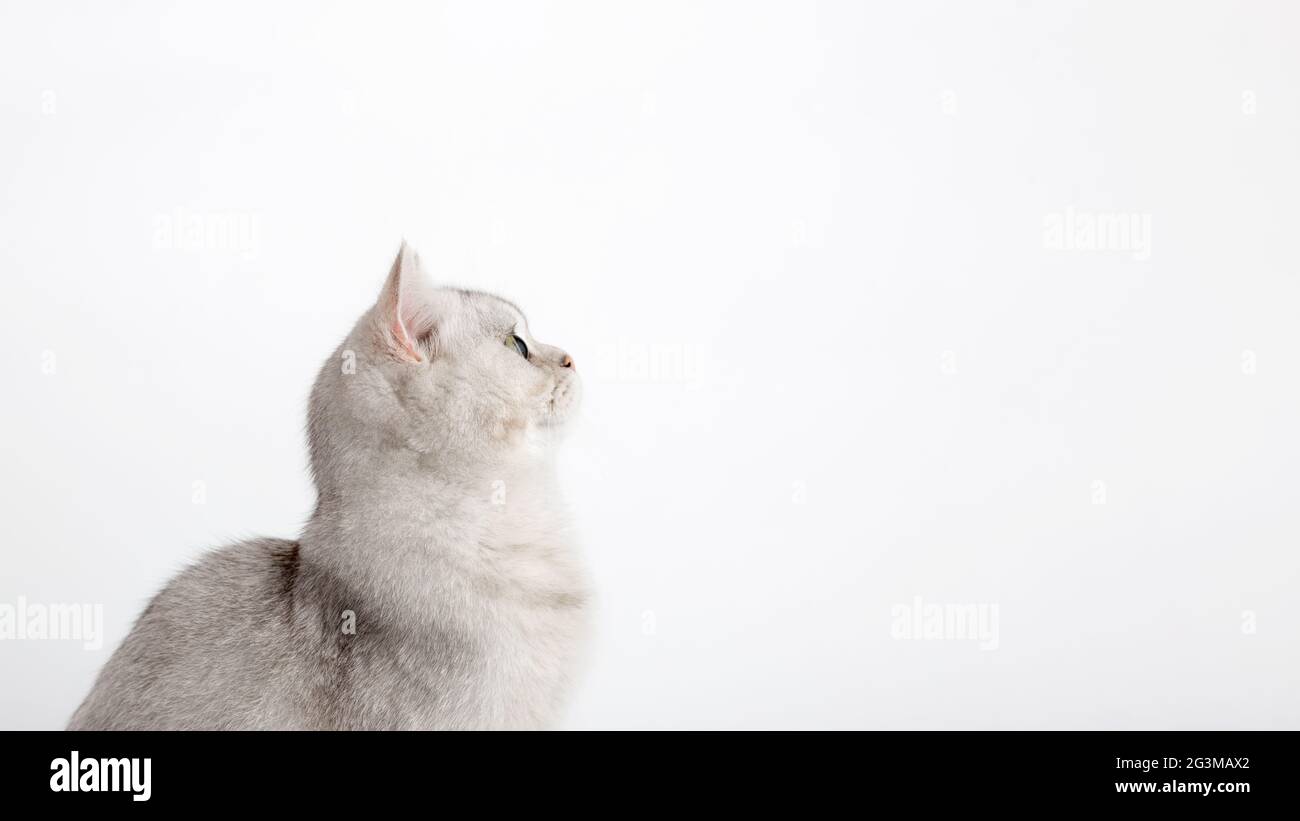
[{"x1": 561, "y1": 354, "x2": 574, "y2": 370}]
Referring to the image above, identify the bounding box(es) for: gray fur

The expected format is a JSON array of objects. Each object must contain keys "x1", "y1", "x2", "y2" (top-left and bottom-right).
[{"x1": 68, "y1": 243, "x2": 590, "y2": 729}]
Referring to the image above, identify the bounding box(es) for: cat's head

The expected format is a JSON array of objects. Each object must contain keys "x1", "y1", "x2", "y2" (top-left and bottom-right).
[{"x1": 307, "y1": 242, "x2": 580, "y2": 493}]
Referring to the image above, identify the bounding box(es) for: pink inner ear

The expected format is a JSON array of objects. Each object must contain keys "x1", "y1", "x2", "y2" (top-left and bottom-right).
[
  {"x1": 390, "y1": 318, "x2": 422, "y2": 363},
  {"x1": 377, "y1": 242, "x2": 435, "y2": 363}
]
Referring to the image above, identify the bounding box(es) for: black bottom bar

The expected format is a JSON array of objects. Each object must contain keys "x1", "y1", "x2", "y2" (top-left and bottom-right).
[{"x1": 6, "y1": 730, "x2": 1284, "y2": 809}]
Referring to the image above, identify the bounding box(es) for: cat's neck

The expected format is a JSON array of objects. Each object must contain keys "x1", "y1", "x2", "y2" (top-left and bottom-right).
[
  {"x1": 315, "y1": 443, "x2": 558, "y2": 510},
  {"x1": 295, "y1": 453, "x2": 572, "y2": 625}
]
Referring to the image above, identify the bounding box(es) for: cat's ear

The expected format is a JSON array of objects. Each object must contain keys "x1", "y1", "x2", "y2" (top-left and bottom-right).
[{"x1": 375, "y1": 240, "x2": 437, "y2": 363}]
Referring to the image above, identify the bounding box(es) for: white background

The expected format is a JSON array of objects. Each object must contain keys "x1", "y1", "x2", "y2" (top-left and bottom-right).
[{"x1": 2, "y1": 1, "x2": 1298, "y2": 730}]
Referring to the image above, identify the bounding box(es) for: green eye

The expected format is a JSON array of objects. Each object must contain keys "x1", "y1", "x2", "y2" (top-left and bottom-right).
[{"x1": 506, "y1": 334, "x2": 528, "y2": 359}]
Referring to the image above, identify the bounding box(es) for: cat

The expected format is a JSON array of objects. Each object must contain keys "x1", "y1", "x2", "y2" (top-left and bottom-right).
[{"x1": 67, "y1": 242, "x2": 590, "y2": 729}]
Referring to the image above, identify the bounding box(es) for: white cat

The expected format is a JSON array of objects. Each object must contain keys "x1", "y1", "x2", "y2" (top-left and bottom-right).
[{"x1": 68, "y1": 243, "x2": 590, "y2": 729}]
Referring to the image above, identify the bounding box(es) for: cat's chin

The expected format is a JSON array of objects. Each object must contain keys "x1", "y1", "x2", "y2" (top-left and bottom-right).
[{"x1": 541, "y1": 373, "x2": 581, "y2": 428}]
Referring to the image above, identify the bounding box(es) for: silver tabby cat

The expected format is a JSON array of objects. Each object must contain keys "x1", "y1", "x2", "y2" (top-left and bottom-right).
[{"x1": 68, "y1": 243, "x2": 590, "y2": 729}]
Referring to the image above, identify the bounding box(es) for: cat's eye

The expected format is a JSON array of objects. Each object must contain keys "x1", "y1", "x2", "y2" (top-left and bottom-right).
[{"x1": 506, "y1": 334, "x2": 528, "y2": 359}]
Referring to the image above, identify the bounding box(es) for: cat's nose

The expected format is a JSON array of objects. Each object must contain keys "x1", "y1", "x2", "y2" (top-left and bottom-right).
[{"x1": 560, "y1": 354, "x2": 574, "y2": 370}]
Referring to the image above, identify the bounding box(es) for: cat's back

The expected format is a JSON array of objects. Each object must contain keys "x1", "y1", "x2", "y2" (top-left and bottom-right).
[{"x1": 67, "y1": 537, "x2": 306, "y2": 730}]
